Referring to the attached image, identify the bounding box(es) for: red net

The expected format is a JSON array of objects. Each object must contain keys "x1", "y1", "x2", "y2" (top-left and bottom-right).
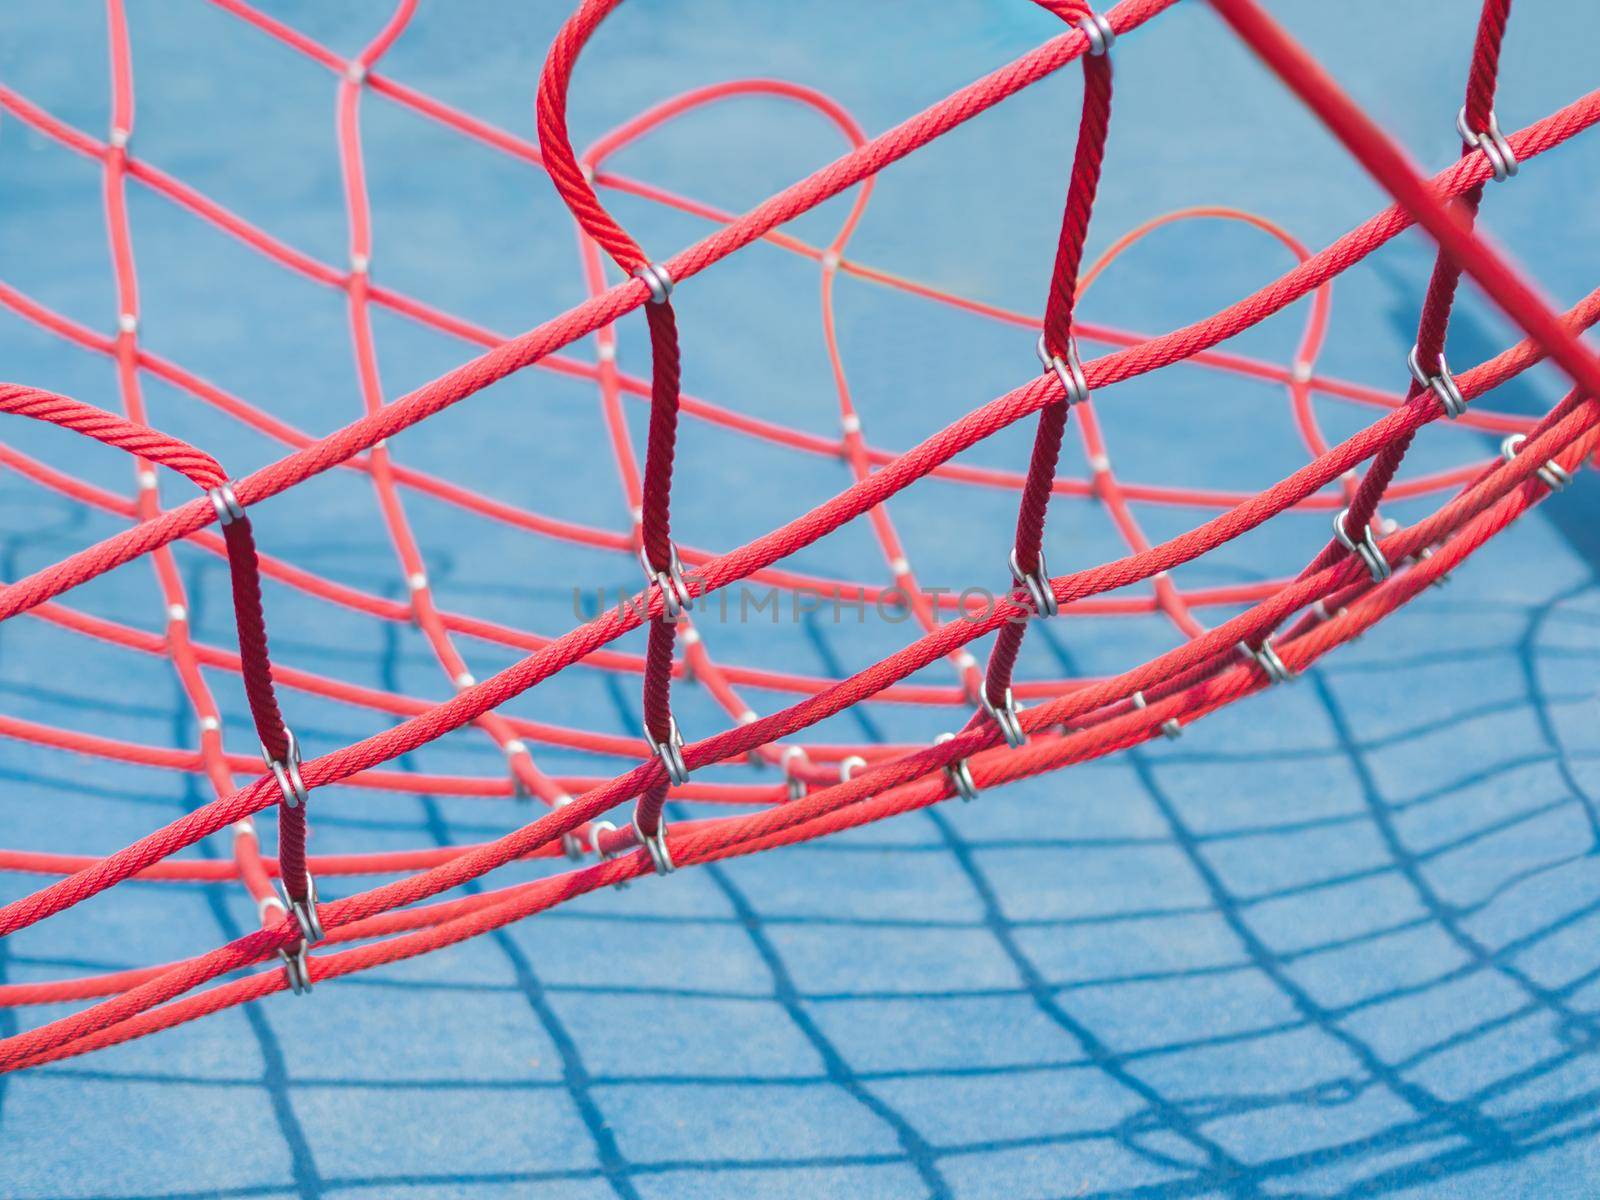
[{"x1": 1, "y1": 0, "x2": 1598, "y2": 1070}]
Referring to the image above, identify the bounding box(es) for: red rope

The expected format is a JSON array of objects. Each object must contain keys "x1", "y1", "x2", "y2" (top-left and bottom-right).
[
  {"x1": 0, "y1": 0, "x2": 1595, "y2": 1068},
  {"x1": 535, "y1": 0, "x2": 696, "y2": 841},
  {"x1": 983, "y1": 0, "x2": 1114, "y2": 724},
  {"x1": 1304, "y1": 0, "x2": 1514, "y2": 590}
]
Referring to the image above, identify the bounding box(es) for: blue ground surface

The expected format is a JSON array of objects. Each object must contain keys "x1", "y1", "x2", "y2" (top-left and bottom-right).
[{"x1": 3, "y1": 2, "x2": 1600, "y2": 1196}]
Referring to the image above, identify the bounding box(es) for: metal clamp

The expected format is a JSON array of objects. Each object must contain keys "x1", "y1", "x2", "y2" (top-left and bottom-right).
[
  {"x1": 1131, "y1": 690, "x2": 1183, "y2": 740},
  {"x1": 632, "y1": 814, "x2": 675, "y2": 876},
  {"x1": 505, "y1": 740, "x2": 532, "y2": 803},
  {"x1": 588, "y1": 819, "x2": 629, "y2": 889},
  {"x1": 934, "y1": 733, "x2": 980, "y2": 802},
  {"x1": 646, "y1": 716, "x2": 690, "y2": 787},
  {"x1": 1035, "y1": 333, "x2": 1091, "y2": 406},
  {"x1": 261, "y1": 729, "x2": 309, "y2": 808},
  {"x1": 280, "y1": 942, "x2": 313, "y2": 995},
  {"x1": 1456, "y1": 106, "x2": 1517, "y2": 182},
  {"x1": 282, "y1": 876, "x2": 324, "y2": 944},
  {"x1": 1078, "y1": 11, "x2": 1116, "y2": 56},
  {"x1": 208, "y1": 483, "x2": 245, "y2": 526},
  {"x1": 1501, "y1": 433, "x2": 1573, "y2": 491},
  {"x1": 979, "y1": 687, "x2": 1027, "y2": 750},
  {"x1": 839, "y1": 754, "x2": 867, "y2": 782},
  {"x1": 639, "y1": 543, "x2": 694, "y2": 618},
  {"x1": 275, "y1": 875, "x2": 321, "y2": 996},
  {"x1": 1009, "y1": 548, "x2": 1060, "y2": 618},
  {"x1": 1237, "y1": 638, "x2": 1294, "y2": 685},
  {"x1": 1332, "y1": 508, "x2": 1392, "y2": 582},
  {"x1": 1309, "y1": 598, "x2": 1344, "y2": 623},
  {"x1": 634, "y1": 262, "x2": 674, "y2": 305},
  {"x1": 1407, "y1": 346, "x2": 1467, "y2": 419},
  {"x1": 1412, "y1": 543, "x2": 1452, "y2": 589},
  {"x1": 553, "y1": 794, "x2": 585, "y2": 861},
  {"x1": 781, "y1": 745, "x2": 808, "y2": 801}
]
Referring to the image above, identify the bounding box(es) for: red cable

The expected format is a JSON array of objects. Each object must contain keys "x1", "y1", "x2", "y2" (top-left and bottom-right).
[{"x1": 0, "y1": 0, "x2": 1595, "y2": 1065}]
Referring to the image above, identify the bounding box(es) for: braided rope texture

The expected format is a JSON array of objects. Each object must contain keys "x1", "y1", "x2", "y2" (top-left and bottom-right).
[{"x1": 0, "y1": 11, "x2": 1598, "y2": 1171}]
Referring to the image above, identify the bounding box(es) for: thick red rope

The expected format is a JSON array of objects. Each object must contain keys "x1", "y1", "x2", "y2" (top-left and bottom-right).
[{"x1": 0, "y1": 0, "x2": 1594, "y2": 1069}]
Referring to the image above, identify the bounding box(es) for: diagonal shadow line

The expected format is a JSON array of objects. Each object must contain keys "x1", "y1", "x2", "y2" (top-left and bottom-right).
[
  {"x1": 1321, "y1": 891, "x2": 1600, "y2": 1045},
  {"x1": 1027, "y1": 618, "x2": 1519, "y2": 1172},
  {"x1": 181, "y1": 561, "x2": 326, "y2": 1199},
  {"x1": 597, "y1": 610, "x2": 951, "y2": 1198},
  {"x1": 1517, "y1": 581, "x2": 1600, "y2": 843},
  {"x1": 698, "y1": 859, "x2": 951, "y2": 1197},
  {"x1": 0, "y1": 523, "x2": 57, "y2": 1132},
  {"x1": 1306, "y1": 665, "x2": 1600, "y2": 1051},
  {"x1": 1126, "y1": 704, "x2": 1515, "y2": 1147},
  {"x1": 193, "y1": 808, "x2": 325, "y2": 1200},
  {"x1": 379, "y1": 587, "x2": 642, "y2": 1200},
  {"x1": 1211, "y1": 791, "x2": 1586, "y2": 913},
  {"x1": 800, "y1": 613, "x2": 1263, "y2": 1194}
]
